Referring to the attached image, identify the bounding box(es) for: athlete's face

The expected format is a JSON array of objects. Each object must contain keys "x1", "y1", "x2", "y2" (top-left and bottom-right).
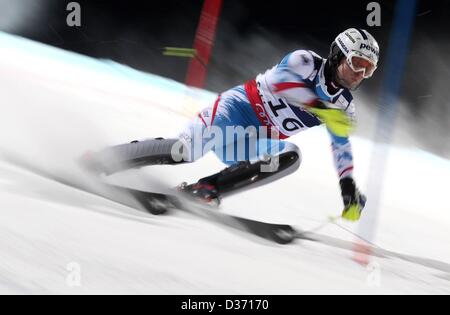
[{"x1": 336, "y1": 57, "x2": 367, "y2": 90}]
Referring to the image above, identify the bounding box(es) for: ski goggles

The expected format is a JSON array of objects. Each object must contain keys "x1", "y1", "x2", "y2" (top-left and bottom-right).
[{"x1": 346, "y1": 52, "x2": 377, "y2": 78}]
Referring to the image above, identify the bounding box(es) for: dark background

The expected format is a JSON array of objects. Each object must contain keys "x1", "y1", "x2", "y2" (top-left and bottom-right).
[{"x1": 1, "y1": 0, "x2": 449, "y2": 157}]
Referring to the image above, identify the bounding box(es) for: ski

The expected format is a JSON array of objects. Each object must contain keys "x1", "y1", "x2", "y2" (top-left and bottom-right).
[
  {"x1": 104, "y1": 184, "x2": 298, "y2": 245},
  {"x1": 0, "y1": 153, "x2": 297, "y2": 245}
]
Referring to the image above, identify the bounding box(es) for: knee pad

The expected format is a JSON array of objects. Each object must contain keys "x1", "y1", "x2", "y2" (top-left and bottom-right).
[
  {"x1": 92, "y1": 138, "x2": 189, "y2": 174},
  {"x1": 197, "y1": 143, "x2": 302, "y2": 197},
  {"x1": 277, "y1": 142, "x2": 302, "y2": 175}
]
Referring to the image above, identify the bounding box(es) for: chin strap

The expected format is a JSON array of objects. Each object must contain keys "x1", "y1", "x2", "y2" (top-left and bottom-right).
[{"x1": 325, "y1": 60, "x2": 345, "y2": 90}]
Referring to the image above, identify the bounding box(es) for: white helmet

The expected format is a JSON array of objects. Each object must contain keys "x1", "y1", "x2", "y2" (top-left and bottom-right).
[{"x1": 329, "y1": 28, "x2": 380, "y2": 79}]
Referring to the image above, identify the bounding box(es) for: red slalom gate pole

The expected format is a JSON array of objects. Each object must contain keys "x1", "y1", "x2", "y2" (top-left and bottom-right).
[{"x1": 185, "y1": 0, "x2": 223, "y2": 88}]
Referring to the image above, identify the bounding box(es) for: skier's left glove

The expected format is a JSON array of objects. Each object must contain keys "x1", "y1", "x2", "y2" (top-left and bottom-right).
[{"x1": 339, "y1": 177, "x2": 367, "y2": 222}]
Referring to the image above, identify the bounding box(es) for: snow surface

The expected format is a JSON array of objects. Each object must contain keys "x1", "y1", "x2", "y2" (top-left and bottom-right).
[{"x1": 0, "y1": 32, "x2": 449, "y2": 294}]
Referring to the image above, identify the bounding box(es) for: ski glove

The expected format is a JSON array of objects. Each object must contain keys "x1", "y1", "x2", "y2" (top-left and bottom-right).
[
  {"x1": 339, "y1": 177, "x2": 367, "y2": 222},
  {"x1": 309, "y1": 107, "x2": 355, "y2": 138}
]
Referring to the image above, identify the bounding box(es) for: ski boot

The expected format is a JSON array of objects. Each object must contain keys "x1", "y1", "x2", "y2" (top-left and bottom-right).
[{"x1": 177, "y1": 181, "x2": 221, "y2": 207}]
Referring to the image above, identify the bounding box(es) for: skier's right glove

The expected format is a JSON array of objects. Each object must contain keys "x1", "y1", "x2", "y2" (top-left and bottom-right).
[
  {"x1": 309, "y1": 107, "x2": 355, "y2": 138},
  {"x1": 339, "y1": 177, "x2": 367, "y2": 222}
]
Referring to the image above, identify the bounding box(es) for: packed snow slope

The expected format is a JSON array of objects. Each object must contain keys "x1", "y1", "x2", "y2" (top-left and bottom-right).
[{"x1": 0, "y1": 32, "x2": 449, "y2": 294}]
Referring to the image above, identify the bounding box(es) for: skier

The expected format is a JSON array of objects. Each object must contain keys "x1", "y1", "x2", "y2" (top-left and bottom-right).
[{"x1": 87, "y1": 28, "x2": 379, "y2": 222}]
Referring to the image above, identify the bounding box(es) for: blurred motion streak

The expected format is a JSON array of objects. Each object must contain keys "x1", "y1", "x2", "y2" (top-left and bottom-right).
[
  {"x1": 356, "y1": 0, "x2": 418, "y2": 264},
  {"x1": 186, "y1": 0, "x2": 223, "y2": 88}
]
